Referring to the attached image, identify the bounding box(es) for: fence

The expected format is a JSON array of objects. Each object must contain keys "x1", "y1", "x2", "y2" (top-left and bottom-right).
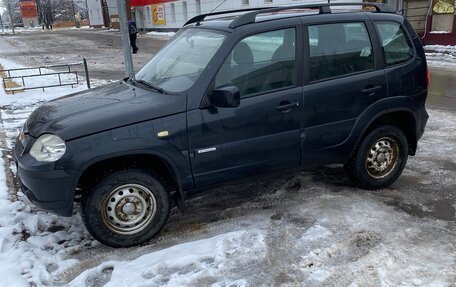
[{"x1": 1, "y1": 59, "x2": 91, "y2": 94}]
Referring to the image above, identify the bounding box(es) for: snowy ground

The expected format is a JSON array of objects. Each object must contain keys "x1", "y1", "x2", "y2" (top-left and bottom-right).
[
  {"x1": 424, "y1": 45, "x2": 456, "y2": 70},
  {"x1": 1, "y1": 42, "x2": 456, "y2": 286}
]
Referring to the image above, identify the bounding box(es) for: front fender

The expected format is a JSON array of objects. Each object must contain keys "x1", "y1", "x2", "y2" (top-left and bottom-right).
[{"x1": 57, "y1": 115, "x2": 193, "y2": 207}]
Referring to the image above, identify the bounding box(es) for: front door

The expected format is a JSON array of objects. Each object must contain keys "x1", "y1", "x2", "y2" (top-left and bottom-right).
[{"x1": 187, "y1": 27, "x2": 302, "y2": 187}]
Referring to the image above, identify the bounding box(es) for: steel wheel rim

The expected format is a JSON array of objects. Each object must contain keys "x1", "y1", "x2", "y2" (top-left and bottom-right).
[
  {"x1": 365, "y1": 136, "x2": 400, "y2": 179},
  {"x1": 102, "y1": 184, "x2": 157, "y2": 235}
]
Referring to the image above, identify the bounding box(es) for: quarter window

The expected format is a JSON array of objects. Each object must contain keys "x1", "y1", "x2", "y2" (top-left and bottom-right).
[
  {"x1": 308, "y1": 22, "x2": 374, "y2": 81},
  {"x1": 375, "y1": 22, "x2": 414, "y2": 66},
  {"x1": 214, "y1": 28, "x2": 296, "y2": 98}
]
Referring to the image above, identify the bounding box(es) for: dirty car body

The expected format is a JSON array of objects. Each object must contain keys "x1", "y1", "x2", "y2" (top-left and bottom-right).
[{"x1": 14, "y1": 3, "x2": 429, "y2": 247}]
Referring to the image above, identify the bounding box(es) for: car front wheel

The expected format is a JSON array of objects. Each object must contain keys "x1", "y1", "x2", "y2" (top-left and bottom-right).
[
  {"x1": 81, "y1": 169, "x2": 170, "y2": 247},
  {"x1": 346, "y1": 125, "x2": 409, "y2": 189}
]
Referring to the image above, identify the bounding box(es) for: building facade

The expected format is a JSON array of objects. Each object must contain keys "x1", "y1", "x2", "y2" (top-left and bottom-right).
[
  {"x1": 403, "y1": 0, "x2": 456, "y2": 45},
  {"x1": 130, "y1": 0, "x2": 372, "y2": 31},
  {"x1": 85, "y1": 0, "x2": 454, "y2": 45},
  {"x1": 20, "y1": 0, "x2": 38, "y2": 27},
  {"x1": 87, "y1": 0, "x2": 105, "y2": 27}
]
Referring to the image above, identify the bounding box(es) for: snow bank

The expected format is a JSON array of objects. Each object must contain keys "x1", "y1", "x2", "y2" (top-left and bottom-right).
[
  {"x1": 68, "y1": 230, "x2": 266, "y2": 287},
  {"x1": 0, "y1": 57, "x2": 96, "y2": 287},
  {"x1": 429, "y1": 31, "x2": 451, "y2": 34},
  {"x1": 146, "y1": 31, "x2": 176, "y2": 38},
  {"x1": 0, "y1": 58, "x2": 91, "y2": 107},
  {"x1": 425, "y1": 44, "x2": 456, "y2": 54}
]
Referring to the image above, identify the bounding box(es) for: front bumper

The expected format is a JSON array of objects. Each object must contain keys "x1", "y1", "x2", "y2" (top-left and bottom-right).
[{"x1": 14, "y1": 138, "x2": 78, "y2": 217}]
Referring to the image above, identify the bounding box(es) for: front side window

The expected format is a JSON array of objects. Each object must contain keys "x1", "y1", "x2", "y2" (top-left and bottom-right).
[
  {"x1": 214, "y1": 28, "x2": 296, "y2": 98},
  {"x1": 308, "y1": 22, "x2": 374, "y2": 81},
  {"x1": 375, "y1": 22, "x2": 414, "y2": 66},
  {"x1": 136, "y1": 29, "x2": 225, "y2": 93}
]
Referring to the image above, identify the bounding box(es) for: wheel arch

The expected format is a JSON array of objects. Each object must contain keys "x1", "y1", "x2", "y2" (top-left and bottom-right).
[
  {"x1": 74, "y1": 151, "x2": 185, "y2": 209},
  {"x1": 350, "y1": 109, "x2": 417, "y2": 160}
]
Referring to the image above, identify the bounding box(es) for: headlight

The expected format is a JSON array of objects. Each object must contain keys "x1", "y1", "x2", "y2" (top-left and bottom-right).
[{"x1": 30, "y1": 134, "x2": 66, "y2": 162}]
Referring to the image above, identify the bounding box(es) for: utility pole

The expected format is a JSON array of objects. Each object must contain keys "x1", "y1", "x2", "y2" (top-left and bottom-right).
[
  {"x1": 0, "y1": 13, "x2": 4, "y2": 34},
  {"x1": 71, "y1": 0, "x2": 77, "y2": 27},
  {"x1": 7, "y1": 0, "x2": 15, "y2": 35},
  {"x1": 116, "y1": 0, "x2": 134, "y2": 78}
]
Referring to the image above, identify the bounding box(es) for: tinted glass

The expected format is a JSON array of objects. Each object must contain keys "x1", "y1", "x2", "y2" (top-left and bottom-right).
[
  {"x1": 214, "y1": 28, "x2": 296, "y2": 98},
  {"x1": 308, "y1": 22, "x2": 374, "y2": 81},
  {"x1": 376, "y1": 22, "x2": 414, "y2": 66}
]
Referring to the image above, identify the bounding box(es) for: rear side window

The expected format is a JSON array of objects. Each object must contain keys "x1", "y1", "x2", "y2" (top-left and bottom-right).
[
  {"x1": 214, "y1": 28, "x2": 296, "y2": 98},
  {"x1": 375, "y1": 22, "x2": 414, "y2": 66},
  {"x1": 308, "y1": 22, "x2": 373, "y2": 81}
]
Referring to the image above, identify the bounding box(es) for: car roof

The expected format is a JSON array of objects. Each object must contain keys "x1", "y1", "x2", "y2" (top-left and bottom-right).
[{"x1": 184, "y1": 4, "x2": 402, "y2": 32}]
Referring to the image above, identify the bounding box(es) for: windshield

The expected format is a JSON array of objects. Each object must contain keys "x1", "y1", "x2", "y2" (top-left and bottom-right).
[{"x1": 135, "y1": 29, "x2": 226, "y2": 93}]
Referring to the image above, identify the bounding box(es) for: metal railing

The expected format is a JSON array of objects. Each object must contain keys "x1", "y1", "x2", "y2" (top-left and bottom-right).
[{"x1": 1, "y1": 58, "x2": 91, "y2": 94}]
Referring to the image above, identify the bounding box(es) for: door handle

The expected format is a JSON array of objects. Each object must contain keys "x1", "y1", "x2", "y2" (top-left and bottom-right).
[
  {"x1": 277, "y1": 102, "x2": 300, "y2": 112},
  {"x1": 362, "y1": 85, "x2": 383, "y2": 96}
]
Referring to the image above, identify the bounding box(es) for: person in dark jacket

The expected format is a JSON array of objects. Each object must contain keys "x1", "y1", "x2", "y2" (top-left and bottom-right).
[{"x1": 128, "y1": 20, "x2": 138, "y2": 54}]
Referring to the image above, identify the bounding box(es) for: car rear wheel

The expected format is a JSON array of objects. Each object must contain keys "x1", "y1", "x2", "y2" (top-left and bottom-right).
[
  {"x1": 346, "y1": 125, "x2": 408, "y2": 189},
  {"x1": 81, "y1": 169, "x2": 170, "y2": 247}
]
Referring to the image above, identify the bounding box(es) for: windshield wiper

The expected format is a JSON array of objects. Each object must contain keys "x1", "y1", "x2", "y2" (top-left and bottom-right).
[
  {"x1": 135, "y1": 79, "x2": 167, "y2": 94},
  {"x1": 127, "y1": 74, "x2": 136, "y2": 84}
]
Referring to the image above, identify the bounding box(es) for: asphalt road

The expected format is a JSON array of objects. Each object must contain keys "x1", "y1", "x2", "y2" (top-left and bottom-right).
[
  {"x1": 1, "y1": 28, "x2": 167, "y2": 81},
  {"x1": 428, "y1": 67, "x2": 456, "y2": 112}
]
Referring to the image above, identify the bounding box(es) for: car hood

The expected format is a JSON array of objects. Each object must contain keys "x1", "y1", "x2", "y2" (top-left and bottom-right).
[{"x1": 26, "y1": 81, "x2": 187, "y2": 140}]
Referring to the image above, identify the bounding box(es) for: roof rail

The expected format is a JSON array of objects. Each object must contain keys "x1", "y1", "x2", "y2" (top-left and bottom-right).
[
  {"x1": 230, "y1": 2, "x2": 396, "y2": 28},
  {"x1": 184, "y1": 2, "x2": 396, "y2": 28},
  {"x1": 184, "y1": 7, "x2": 276, "y2": 27}
]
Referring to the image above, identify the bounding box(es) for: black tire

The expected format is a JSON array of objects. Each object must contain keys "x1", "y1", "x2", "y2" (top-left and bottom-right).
[
  {"x1": 81, "y1": 169, "x2": 171, "y2": 247},
  {"x1": 345, "y1": 125, "x2": 408, "y2": 190}
]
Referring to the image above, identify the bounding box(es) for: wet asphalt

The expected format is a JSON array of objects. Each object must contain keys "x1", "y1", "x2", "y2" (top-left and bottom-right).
[
  {"x1": 428, "y1": 67, "x2": 456, "y2": 112},
  {"x1": 0, "y1": 28, "x2": 168, "y2": 81}
]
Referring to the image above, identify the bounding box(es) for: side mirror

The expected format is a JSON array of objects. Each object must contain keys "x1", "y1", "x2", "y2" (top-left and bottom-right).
[{"x1": 209, "y1": 86, "x2": 240, "y2": 108}]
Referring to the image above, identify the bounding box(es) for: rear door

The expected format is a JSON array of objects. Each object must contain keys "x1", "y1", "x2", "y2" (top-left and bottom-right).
[
  {"x1": 187, "y1": 25, "x2": 303, "y2": 187},
  {"x1": 374, "y1": 20, "x2": 427, "y2": 103},
  {"x1": 300, "y1": 18, "x2": 388, "y2": 164}
]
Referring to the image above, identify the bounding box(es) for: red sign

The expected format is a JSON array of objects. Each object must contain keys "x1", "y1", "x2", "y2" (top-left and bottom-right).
[
  {"x1": 20, "y1": 1, "x2": 37, "y2": 18},
  {"x1": 130, "y1": 0, "x2": 175, "y2": 7}
]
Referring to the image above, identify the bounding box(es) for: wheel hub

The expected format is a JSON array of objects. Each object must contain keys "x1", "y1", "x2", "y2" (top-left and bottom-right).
[
  {"x1": 121, "y1": 201, "x2": 137, "y2": 215},
  {"x1": 376, "y1": 152, "x2": 387, "y2": 163},
  {"x1": 365, "y1": 137, "x2": 399, "y2": 179},
  {"x1": 102, "y1": 184, "x2": 157, "y2": 235}
]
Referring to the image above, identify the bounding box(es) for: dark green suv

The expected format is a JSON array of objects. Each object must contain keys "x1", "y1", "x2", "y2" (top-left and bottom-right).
[{"x1": 14, "y1": 3, "x2": 429, "y2": 247}]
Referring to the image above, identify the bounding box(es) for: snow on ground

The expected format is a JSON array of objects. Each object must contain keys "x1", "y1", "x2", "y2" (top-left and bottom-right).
[
  {"x1": 145, "y1": 31, "x2": 176, "y2": 38},
  {"x1": 0, "y1": 26, "x2": 92, "y2": 35},
  {"x1": 0, "y1": 27, "x2": 43, "y2": 35},
  {"x1": 425, "y1": 45, "x2": 456, "y2": 70},
  {"x1": 64, "y1": 191, "x2": 456, "y2": 286},
  {"x1": 0, "y1": 58, "x2": 88, "y2": 105},
  {"x1": 0, "y1": 51, "x2": 456, "y2": 286},
  {"x1": 0, "y1": 58, "x2": 105, "y2": 287}
]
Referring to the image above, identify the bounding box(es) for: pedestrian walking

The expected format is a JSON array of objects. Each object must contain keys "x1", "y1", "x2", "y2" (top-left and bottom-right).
[{"x1": 128, "y1": 20, "x2": 138, "y2": 54}]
